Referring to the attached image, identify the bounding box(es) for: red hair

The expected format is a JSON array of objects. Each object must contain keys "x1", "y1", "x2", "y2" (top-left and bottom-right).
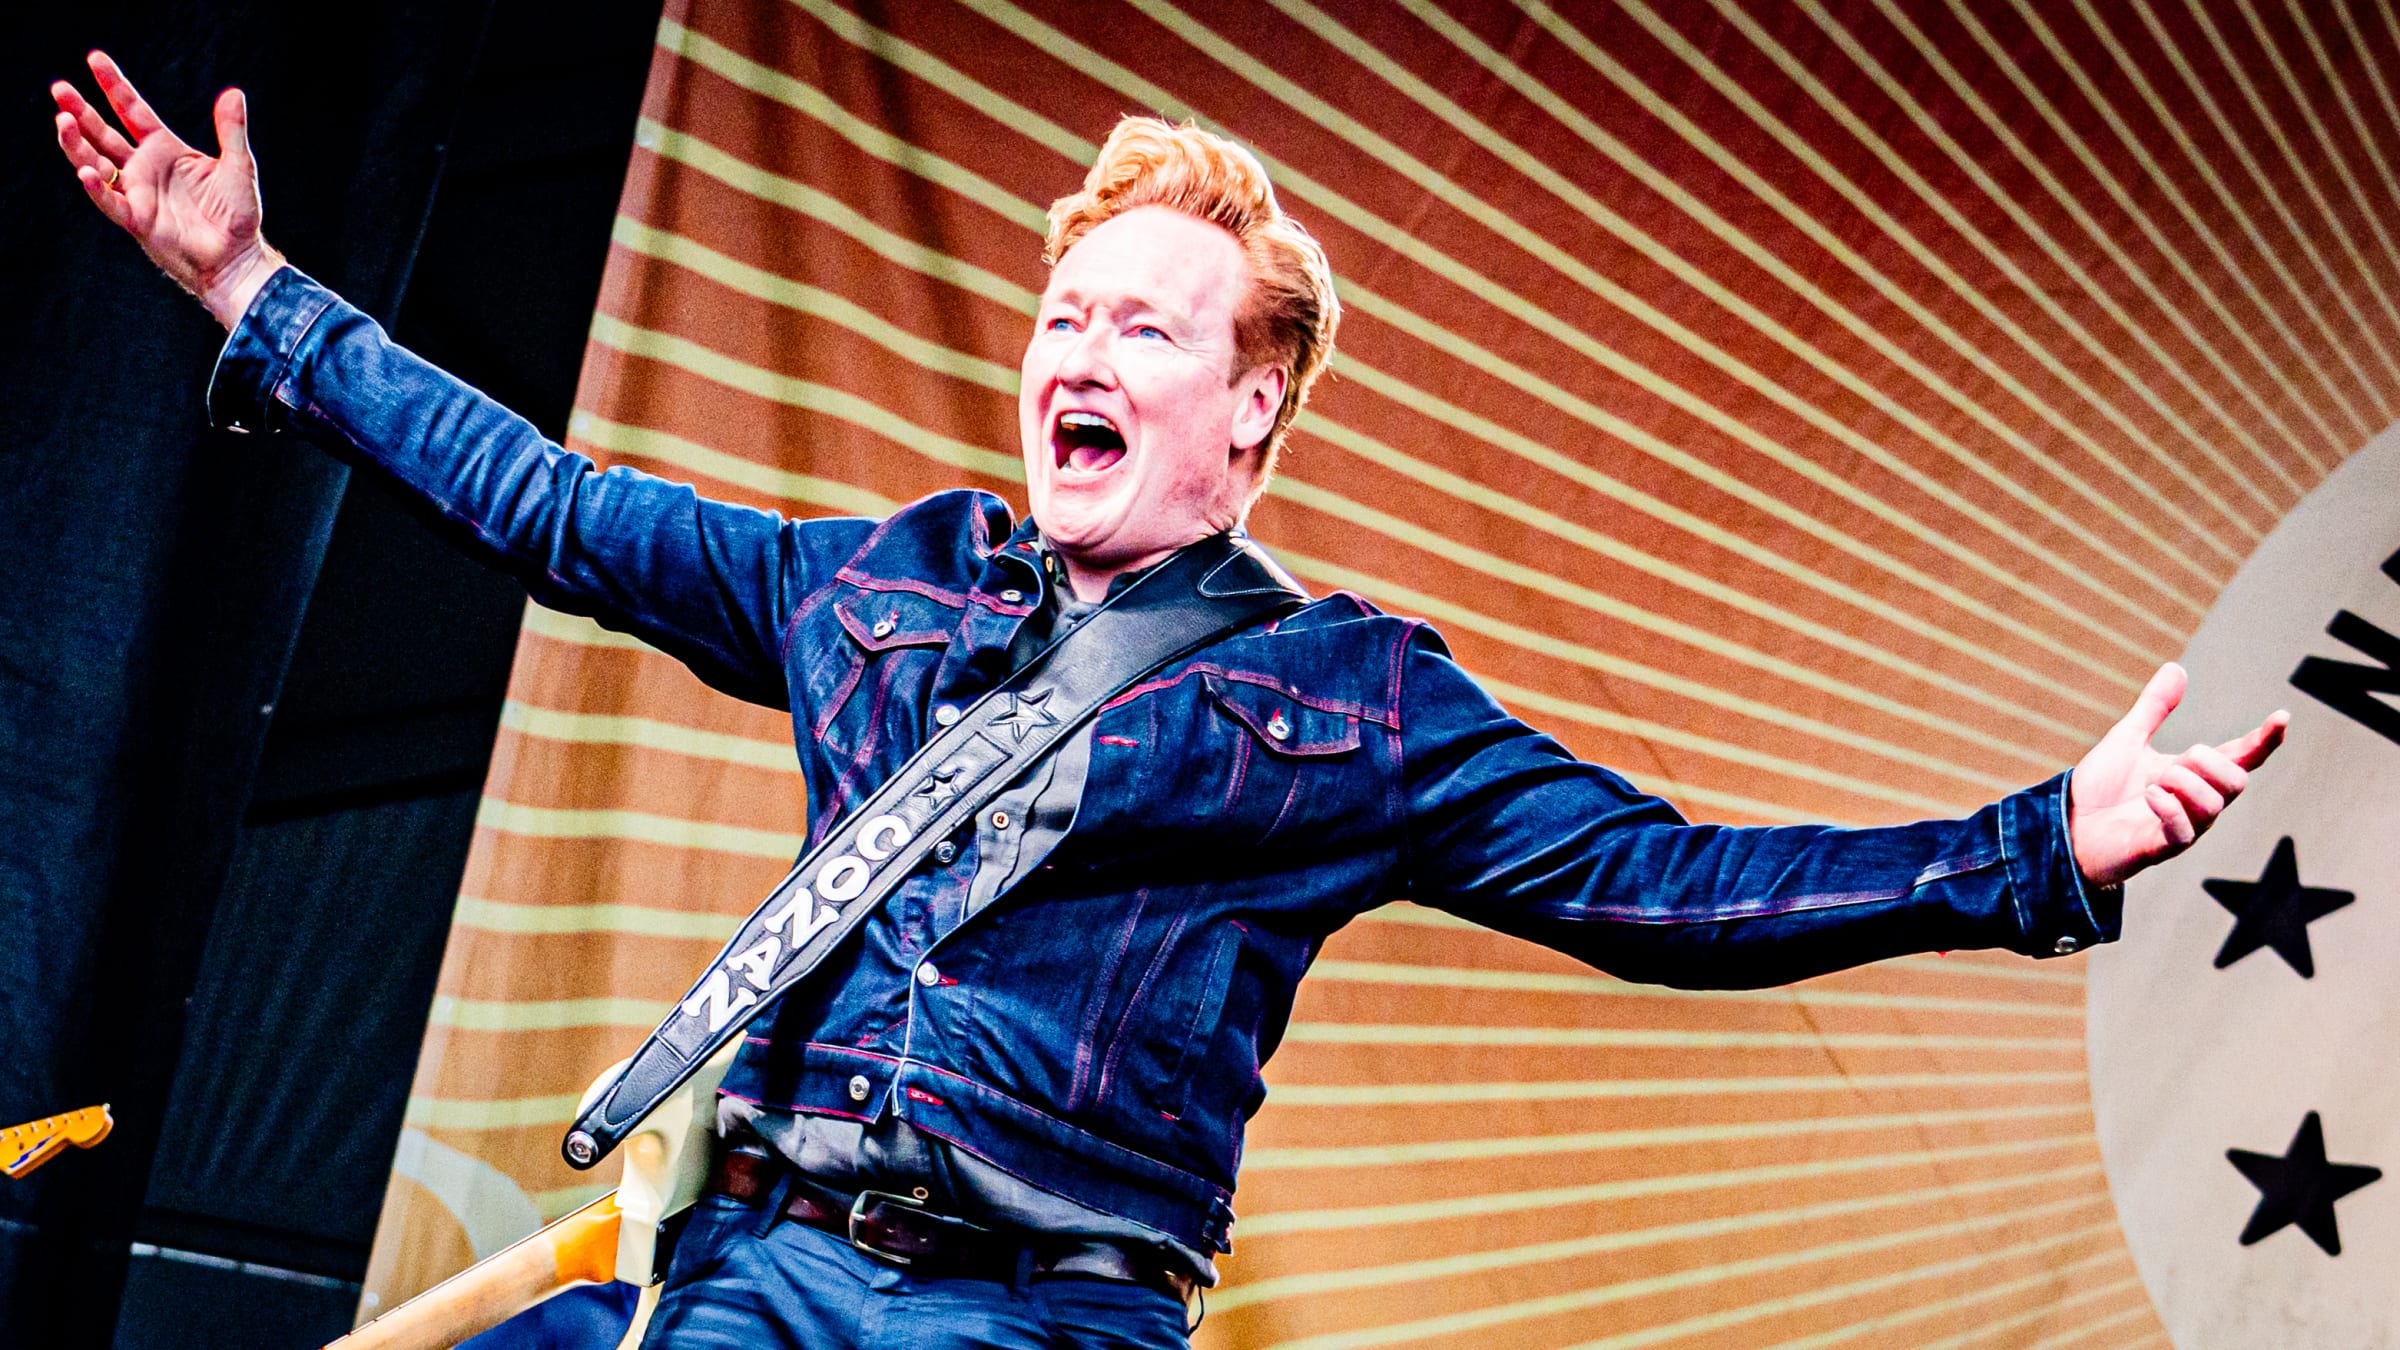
[{"x1": 1045, "y1": 117, "x2": 1339, "y2": 481}]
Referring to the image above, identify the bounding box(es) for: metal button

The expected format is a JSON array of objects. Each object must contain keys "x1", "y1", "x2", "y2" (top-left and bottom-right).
[
  {"x1": 934, "y1": 704, "x2": 961, "y2": 727},
  {"x1": 917, "y1": 962, "x2": 940, "y2": 987},
  {"x1": 871, "y1": 617, "x2": 895, "y2": 639},
  {"x1": 847, "y1": 1075, "x2": 871, "y2": 1102},
  {"x1": 2053, "y1": 935, "x2": 2080, "y2": 955},
  {"x1": 1265, "y1": 710, "x2": 1291, "y2": 742},
  {"x1": 933, "y1": 840, "x2": 959, "y2": 865},
  {"x1": 990, "y1": 810, "x2": 1011, "y2": 831},
  {"x1": 1000, "y1": 588, "x2": 1024, "y2": 603}
]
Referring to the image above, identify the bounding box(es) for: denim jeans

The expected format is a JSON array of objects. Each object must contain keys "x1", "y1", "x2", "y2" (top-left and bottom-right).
[{"x1": 639, "y1": 1195, "x2": 1191, "y2": 1349}]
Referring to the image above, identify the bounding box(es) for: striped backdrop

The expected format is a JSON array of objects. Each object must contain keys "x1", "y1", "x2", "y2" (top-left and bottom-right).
[{"x1": 361, "y1": 1, "x2": 2399, "y2": 1345}]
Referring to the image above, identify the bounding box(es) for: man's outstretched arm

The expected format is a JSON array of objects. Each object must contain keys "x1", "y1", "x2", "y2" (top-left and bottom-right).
[
  {"x1": 51, "y1": 52, "x2": 874, "y2": 708},
  {"x1": 1399, "y1": 627, "x2": 2287, "y2": 989}
]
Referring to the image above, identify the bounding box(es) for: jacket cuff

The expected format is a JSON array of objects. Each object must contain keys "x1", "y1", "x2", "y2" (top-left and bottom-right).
[
  {"x1": 2000, "y1": 770, "x2": 2121, "y2": 958},
  {"x1": 205, "y1": 264, "x2": 336, "y2": 434}
]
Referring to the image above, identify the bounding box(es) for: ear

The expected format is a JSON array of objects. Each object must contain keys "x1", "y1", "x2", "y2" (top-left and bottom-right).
[{"x1": 1229, "y1": 364, "x2": 1287, "y2": 455}]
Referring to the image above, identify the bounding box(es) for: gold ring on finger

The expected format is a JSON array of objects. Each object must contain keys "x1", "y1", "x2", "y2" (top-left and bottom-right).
[{"x1": 104, "y1": 162, "x2": 120, "y2": 188}]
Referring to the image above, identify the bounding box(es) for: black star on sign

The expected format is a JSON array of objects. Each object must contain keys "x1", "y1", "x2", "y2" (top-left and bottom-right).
[
  {"x1": 2227, "y1": 1111, "x2": 2381, "y2": 1255},
  {"x1": 2205, "y1": 837, "x2": 2353, "y2": 977}
]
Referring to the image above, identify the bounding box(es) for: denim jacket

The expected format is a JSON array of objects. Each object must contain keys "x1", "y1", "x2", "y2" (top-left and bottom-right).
[{"x1": 210, "y1": 268, "x2": 2118, "y2": 1256}]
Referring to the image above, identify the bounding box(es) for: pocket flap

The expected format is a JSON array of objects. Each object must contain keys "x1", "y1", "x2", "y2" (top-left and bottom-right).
[
  {"x1": 834, "y1": 588, "x2": 960, "y2": 652},
  {"x1": 1202, "y1": 672, "x2": 1362, "y2": 756}
]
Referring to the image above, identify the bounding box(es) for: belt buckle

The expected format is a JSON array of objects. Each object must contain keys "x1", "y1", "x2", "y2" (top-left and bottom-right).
[{"x1": 847, "y1": 1187, "x2": 925, "y2": 1265}]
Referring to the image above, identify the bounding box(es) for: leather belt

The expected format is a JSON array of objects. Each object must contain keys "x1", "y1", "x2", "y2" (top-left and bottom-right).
[{"x1": 706, "y1": 1149, "x2": 1195, "y2": 1302}]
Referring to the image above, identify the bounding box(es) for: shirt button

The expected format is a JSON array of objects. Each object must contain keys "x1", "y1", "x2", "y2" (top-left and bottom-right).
[
  {"x1": 871, "y1": 618, "x2": 895, "y2": 639},
  {"x1": 990, "y1": 810, "x2": 1011, "y2": 831},
  {"x1": 1000, "y1": 588, "x2": 1024, "y2": 603},
  {"x1": 2053, "y1": 935, "x2": 2080, "y2": 955},
  {"x1": 848, "y1": 1075, "x2": 871, "y2": 1102},
  {"x1": 934, "y1": 704, "x2": 961, "y2": 727},
  {"x1": 934, "y1": 840, "x2": 959, "y2": 865},
  {"x1": 917, "y1": 961, "x2": 940, "y2": 987},
  {"x1": 1265, "y1": 710, "x2": 1291, "y2": 742}
]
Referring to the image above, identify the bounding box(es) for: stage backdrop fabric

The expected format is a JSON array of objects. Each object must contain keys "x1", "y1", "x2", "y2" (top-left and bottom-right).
[{"x1": 365, "y1": 1, "x2": 2396, "y2": 1344}]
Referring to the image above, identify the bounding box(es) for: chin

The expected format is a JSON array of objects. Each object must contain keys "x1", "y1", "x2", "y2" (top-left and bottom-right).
[{"x1": 1029, "y1": 497, "x2": 1117, "y2": 554}]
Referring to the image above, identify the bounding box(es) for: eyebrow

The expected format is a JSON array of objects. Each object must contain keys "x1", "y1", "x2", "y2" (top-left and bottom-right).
[{"x1": 1047, "y1": 286, "x2": 1188, "y2": 327}]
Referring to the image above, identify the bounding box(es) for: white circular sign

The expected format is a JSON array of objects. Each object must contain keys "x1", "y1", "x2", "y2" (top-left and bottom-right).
[{"x1": 2090, "y1": 428, "x2": 2400, "y2": 1345}]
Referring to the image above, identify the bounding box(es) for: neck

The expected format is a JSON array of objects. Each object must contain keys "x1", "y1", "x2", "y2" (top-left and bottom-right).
[{"x1": 1055, "y1": 546, "x2": 1171, "y2": 604}]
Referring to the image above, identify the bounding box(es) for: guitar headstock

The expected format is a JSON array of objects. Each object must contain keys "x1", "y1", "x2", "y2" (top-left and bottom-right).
[{"x1": 2, "y1": 1105, "x2": 114, "y2": 1178}]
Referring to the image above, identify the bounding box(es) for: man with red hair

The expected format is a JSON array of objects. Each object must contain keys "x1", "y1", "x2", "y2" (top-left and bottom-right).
[{"x1": 55, "y1": 52, "x2": 2281, "y2": 1350}]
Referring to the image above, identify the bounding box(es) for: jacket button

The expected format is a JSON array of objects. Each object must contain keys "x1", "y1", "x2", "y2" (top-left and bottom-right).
[
  {"x1": 917, "y1": 961, "x2": 940, "y2": 986},
  {"x1": 934, "y1": 840, "x2": 958, "y2": 865},
  {"x1": 990, "y1": 810, "x2": 1011, "y2": 831},
  {"x1": 1265, "y1": 711, "x2": 1291, "y2": 741},
  {"x1": 1000, "y1": 588, "x2": 1024, "y2": 603},
  {"x1": 2053, "y1": 935, "x2": 2080, "y2": 955},
  {"x1": 934, "y1": 704, "x2": 961, "y2": 727},
  {"x1": 848, "y1": 1075, "x2": 871, "y2": 1102},
  {"x1": 871, "y1": 618, "x2": 895, "y2": 639}
]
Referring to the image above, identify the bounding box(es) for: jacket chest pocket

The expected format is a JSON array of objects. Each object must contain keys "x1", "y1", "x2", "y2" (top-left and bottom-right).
[
  {"x1": 799, "y1": 588, "x2": 959, "y2": 761},
  {"x1": 1087, "y1": 670, "x2": 1364, "y2": 854},
  {"x1": 1201, "y1": 672, "x2": 1365, "y2": 847}
]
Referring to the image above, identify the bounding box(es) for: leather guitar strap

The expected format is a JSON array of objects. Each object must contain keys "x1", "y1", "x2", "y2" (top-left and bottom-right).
[{"x1": 563, "y1": 533, "x2": 1306, "y2": 1168}]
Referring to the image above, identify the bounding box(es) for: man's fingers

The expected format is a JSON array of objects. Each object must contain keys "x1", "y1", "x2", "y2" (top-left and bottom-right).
[
  {"x1": 74, "y1": 165, "x2": 131, "y2": 228},
  {"x1": 52, "y1": 81, "x2": 134, "y2": 164},
  {"x1": 56, "y1": 113, "x2": 110, "y2": 178},
  {"x1": 2179, "y1": 742, "x2": 2248, "y2": 799},
  {"x1": 59, "y1": 119, "x2": 132, "y2": 226},
  {"x1": 2156, "y1": 763, "x2": 2225, "y2": 824},
  {"x1": 2113, "y1": 662, "x2": 2188, "y2": 747},
  {"x1": 87, "y1": 50, "x2": 166, "y2": 141},
  {"x1": 211, "y1": 88, "x2": 251, "y2": 168},
  {"x1": 2217, "y1": 709, "x2": 2290, "y2": 771},
  {"x1": 2146, "y1": 783, "x2": 2196, "y2": 849}
]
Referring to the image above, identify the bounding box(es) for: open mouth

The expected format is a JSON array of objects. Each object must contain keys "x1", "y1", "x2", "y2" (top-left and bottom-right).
[{"x1": 1052, "y1": 410, "x2": 1127, "y2": 475}]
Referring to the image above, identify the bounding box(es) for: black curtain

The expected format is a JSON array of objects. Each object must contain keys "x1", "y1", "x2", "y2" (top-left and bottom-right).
[
  {"x1": 2, "y1": 2, "x2": 663, "y2": 1342},
  {"x1": 0, "y1": 5, "x2": 492, "y2": 1342}
]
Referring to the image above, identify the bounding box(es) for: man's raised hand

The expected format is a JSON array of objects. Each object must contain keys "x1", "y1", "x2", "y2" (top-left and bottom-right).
[
  {"x1": 2068, "y1": 663, "x2": 2289, "y2": 890},
  {"x1": 51, "y1": 51, "x2": 283, "y2": 328}
]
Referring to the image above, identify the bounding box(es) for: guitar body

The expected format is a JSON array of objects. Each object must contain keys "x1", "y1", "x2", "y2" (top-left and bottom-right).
[
  {"x1": 1, "y1": 1105, "x2": 113, "y2": 1178},
  {"x1": 325, "y1": 1045, "x2": 733, "y2": 1350}
]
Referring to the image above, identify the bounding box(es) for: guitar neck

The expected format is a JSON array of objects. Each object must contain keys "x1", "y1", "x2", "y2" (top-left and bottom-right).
[
  {"x1": 326, "y1": 1192, "x2": 622, "y2": 1350},
  {"x1": 1, "y1": 1106, "x2": 113, "y2": 1178}
]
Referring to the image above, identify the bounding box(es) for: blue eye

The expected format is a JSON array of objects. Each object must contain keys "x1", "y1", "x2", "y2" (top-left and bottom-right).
[
  {"x1": 1134, "y1": 325, "x2": 1167, "y2": 340},
  {"x1": 1047, "y1": 317, "x2": 1075, "y2": 332}
]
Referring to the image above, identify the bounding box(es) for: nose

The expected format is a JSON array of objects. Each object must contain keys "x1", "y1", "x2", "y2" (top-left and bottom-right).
[{"x1": 1052, "y1": 322, "x2": 1116, "y2": 391}]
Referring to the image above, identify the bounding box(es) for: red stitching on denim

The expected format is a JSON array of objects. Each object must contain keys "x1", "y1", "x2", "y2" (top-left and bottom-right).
[
  {"x1": 836, "y1": 568, "x2": 971, "y2": 607},
  {"x1": 1070, "y1": 887, "x2": 1148, "y2": 1110},
  {"x1": 821, "y1": 663, "x2": 896, "y2": 821},
  {"x1": 1096, "y1": 907, "x2": 1192, "y2": 1106},
  {"x1": 1259, "y1": 770, "x2": 1306, "y2": 845},
  {"x1": 900, "y1": 1082, "x2": 1229, "y2": 1211},
  {"x1": 1220, "y1": 732, "x2": 1250, "y2": 812},
  {"x1": 1100, "y1": 663, "x2": 1395, "y2": 724},
  {"x1": 810, "y1": 651, "x2": 866, "y2": 744}
]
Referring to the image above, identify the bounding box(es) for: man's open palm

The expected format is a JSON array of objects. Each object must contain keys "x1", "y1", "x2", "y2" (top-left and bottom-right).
[
  {"x1": 52, "y1": 51, "x2": 279, "y2": 325},
  {"x1": 2070, "y1": 663, "x2": 2288, "y2": 889}
]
